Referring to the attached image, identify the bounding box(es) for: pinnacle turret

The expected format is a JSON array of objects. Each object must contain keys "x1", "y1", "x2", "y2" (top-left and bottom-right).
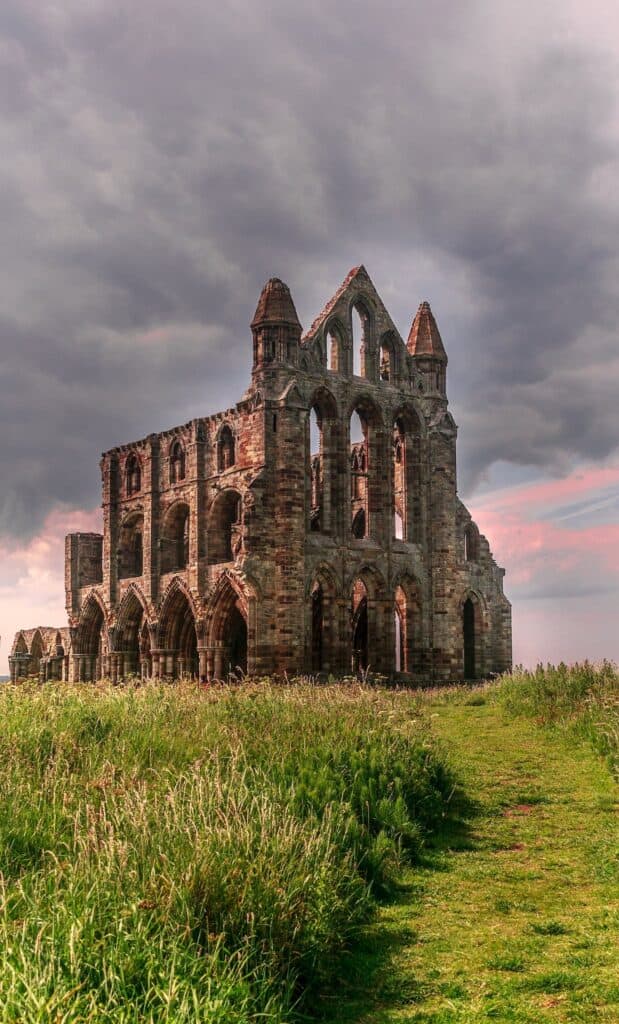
[
  {"x1": 407, "y1": 301, "x2": 447, "y2": 362},
  {"x1": 251, "y1": 278, "x2": 301, "y2": 329}
]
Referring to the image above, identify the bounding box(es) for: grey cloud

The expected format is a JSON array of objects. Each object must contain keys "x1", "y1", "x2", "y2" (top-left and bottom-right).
[{"x1": 1, "y1": 0, "x2": 618, "y2": 538}]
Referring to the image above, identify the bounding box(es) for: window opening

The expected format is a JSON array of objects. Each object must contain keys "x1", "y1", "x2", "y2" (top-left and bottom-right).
[
  {"x1": 393, "y1": 420, "x2": 406, "y2": 540},
  {"x1": 380, "y1": 344, "x2": 391, "y2": 381},
  {"x1": 161, "y1": 505, "x2": 190, "y2": 573},
  {"x1": 350, "y1": 410, "x2": 368, "y2": 538},
  {"x1": 463, "y1": 598, "x2": 476, "y2": 679},
  {"x1": 326, "y1": 330, "x2": 339, "y2": 372},
  {"x1": 208, "y1": 491, "x2": 242, "y2": 563},
  {"x1": 351, "y1": 579, "x2": 369, "y2": 673},
  {"x1": 352, "y1": 306, "x2": 365, "y2": 377},
  {"x1": 126, "y1": 455, "x2": 141, "y2": 495},
  {"x1": 311, "y1": 584, "x2": 324, "y2": 671},
  {"x1": 309, "y1": 407, "x2": 324, "y2": 533},
  {"x1": 170, "y1": 441, "x2": 186, "y2": 483},
  {"x1": 217, "y1": 425, "x2": 235, "y2": 472}
]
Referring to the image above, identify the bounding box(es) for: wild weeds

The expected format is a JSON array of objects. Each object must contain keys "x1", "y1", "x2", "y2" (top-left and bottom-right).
[{"x1": 499, "y1": 661, "x2": 619, "y2": 778}]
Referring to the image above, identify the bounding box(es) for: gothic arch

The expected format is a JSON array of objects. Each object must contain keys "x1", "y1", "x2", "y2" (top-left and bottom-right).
[
  {"x1": 157, "y1": 577, "x2": 199, "y2": 677},
  {"x1": 324, "y1": 317, "x2": 346, "y2": 373},
  {"x1": 392, "y1": 573, "x2": 423, "y2": 674},
  {"x1": 206, "y1": 571, "x2": 258, "y2": 679},
  {"x1": 207, "y1": 488, "x2": 243, "y2": 563},
  {"x1": 12, "y1": 632, "x2": 27, "y2": 656},
  {"x1": 115, "y1": 585, "x2": 152, "y2": 677},
  {"x1": 117, "y1": 510, "x2": 144, "y2": 579},
  {"x1": 216, "y1": 423, "x2": 236, "y2": 471},
  {"x1": 348, "y1": 564, "x2": 386, "y2": 675},
  {"x1": 349, "y1": 296, "x2": 374, "y2": 380},
  {"x1": 392, "y1": 402, "x2": 424, "y2": 544},
  {"x1": 306, "y1": 564, "x2": 339, "y2": 674},
  {"x1": 460, "y1": 590, "x2": 487, "y2": 680},
  {"x1": 160, "y1": 500, "x2": 190, "y2": 573}
]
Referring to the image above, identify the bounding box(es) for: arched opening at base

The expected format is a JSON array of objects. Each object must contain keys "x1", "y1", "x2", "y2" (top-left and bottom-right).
[
  {"x1": 209, "y1": 580, "x2": 249, "y2": 679},
  {"x1": 76, "y1": 598, "x2": 106, "y2": 681},
  {"x1": 226, "y1": 605, "x2": 248, "y2": 675},
  {"x1": 351, "y1": 579, "x2": 369, "y2": 674},
  {"x1": 159, "y1": 588, "x2": 198, "y2": 678},
  {"x1": 311, "y1": 584, "x2": 324, "y2": 672},
  {"x1": 117, "y1": 591, "x2": 150, "y2": 677},
  {"x1": 463, "y1": 597, "x2": 476, "y2": 680}
]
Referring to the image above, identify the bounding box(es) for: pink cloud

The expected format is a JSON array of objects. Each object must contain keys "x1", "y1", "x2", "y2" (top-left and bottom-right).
[{"x1": 0, "y1": 506, "x2": 101, "y2": 674}]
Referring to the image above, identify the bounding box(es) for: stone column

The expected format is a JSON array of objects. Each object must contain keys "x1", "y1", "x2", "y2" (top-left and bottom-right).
[{"x1": 198, "y1": 648, "x2": 208, "y2": 683}]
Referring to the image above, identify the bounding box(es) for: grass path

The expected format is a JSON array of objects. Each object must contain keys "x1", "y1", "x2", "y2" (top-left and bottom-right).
[{"x1": 329, "y1": 697, "x2": 619, "y2": 1024}]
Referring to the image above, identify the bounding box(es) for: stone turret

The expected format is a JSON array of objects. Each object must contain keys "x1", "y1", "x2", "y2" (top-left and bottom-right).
[
  {"x1": 251, "y1": 278, "x2": 302, "y2": 371},
  {"x1": 407, "y1": 301, "x2": 447, "y2": 396}
]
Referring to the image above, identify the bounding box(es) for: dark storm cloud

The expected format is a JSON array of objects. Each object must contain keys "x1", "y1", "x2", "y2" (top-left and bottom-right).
[{"x1": 1, "y1": 0, "x2": 618, "y2": 538}]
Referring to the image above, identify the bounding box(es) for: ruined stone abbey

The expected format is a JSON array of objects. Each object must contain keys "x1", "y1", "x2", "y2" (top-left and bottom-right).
[{"x1": 10, "y1": 266, "x2": 511, "y2": 684}]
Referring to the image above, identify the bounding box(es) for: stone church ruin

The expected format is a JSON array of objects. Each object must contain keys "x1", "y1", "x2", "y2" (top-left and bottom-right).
[{"x1": 10, "y1": 266, "x2": 511, "y2": 683}]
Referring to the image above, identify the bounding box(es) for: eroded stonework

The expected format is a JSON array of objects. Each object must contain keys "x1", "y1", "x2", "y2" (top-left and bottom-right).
[{"x1": 10, "y1": 266, "x2": 511, "y2": 683}]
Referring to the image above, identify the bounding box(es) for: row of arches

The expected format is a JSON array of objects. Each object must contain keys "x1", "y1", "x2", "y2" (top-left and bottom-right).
[
  {"x1": 73, "y1": 579, "x2": 249, "y2": 683},
  {"x1": 68, "y1": 577, "x2": 485, "y2": 682},
  {"x1": 117, "y1": 491, "x2": 243, "y2": 580},
  {"x1": 318, "y1": 302, "x2": 403, "y2": 383},
  {"x1": 10, "y1": 629, "x2": 66, "y2": 682},
  {"x1": 308, "y1": 572, "x2": 424, "y2": 676},
  {"x1": 122, "y1": 426, "x2": 237, "y2": 497},
  {"x1": 306, "y1": 568, "x2": 485, "y2": 679},
  {"x1": 308, "y1": 392, "x2": 422, "y2": 543}
]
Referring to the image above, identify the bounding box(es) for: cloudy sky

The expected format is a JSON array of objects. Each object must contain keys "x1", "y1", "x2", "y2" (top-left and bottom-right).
[{"x1": 1, "y1": 0, "x2": 618, "y2": 672}]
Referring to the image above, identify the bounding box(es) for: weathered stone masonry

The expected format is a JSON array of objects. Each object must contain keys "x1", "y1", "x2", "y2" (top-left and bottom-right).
[{"x1": 10, "y1": 266, "x2": 511, "y2": 683}]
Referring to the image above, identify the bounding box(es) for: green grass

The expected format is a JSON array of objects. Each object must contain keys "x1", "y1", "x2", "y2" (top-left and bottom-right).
[
  {"x1": 329, "y1": 668, "x2": 619, "y2": 1023},
  {"x1": 3, "y1": 666, "x2": 618, "y2": 1022},
  {"x1": 0, "y1": 680, "x2": 455, "y2": 1022}
]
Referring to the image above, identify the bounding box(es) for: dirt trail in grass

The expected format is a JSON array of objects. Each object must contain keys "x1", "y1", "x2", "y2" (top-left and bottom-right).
[{"x1": 331, "y1": 699, "x2": 619, "y2": 1024}]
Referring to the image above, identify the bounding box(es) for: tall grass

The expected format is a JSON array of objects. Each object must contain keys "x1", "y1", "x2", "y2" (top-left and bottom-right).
[
  {"x1": 498, "y1": 661, "x2": 619, "y2": 777},
  {"x1": 0, "y1": 681, "x2": 455, "y2": 1021}
]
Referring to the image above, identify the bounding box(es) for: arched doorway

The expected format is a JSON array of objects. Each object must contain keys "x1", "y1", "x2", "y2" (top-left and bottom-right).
[
  {"x1": 116, "y1": 590, "x2": 150, "y2": 677},
  {"x1": 463, "y1": 597, "x2": 476, "y2": 679},
  {"x1": 208, "y1": 579, "x2": 249, "y2": 679},
  {"x1": 76, "y1": 597, "x2": 106, "y2": 681},
  {"x1": 227, "y1": 605, "x2": 248, "y2": 675},
  {"x1": 351, "y1": 579, "x2": 369, "y2": 674},
  {"x1": 30, "y1": 631, "x2": 44, "y2": 677},
  {"x1": 311, "y1": 584, "x2": 323, "y2": 671},
  {"x1": 159, "y1": 587, "x2": 198, "y2": 678}
]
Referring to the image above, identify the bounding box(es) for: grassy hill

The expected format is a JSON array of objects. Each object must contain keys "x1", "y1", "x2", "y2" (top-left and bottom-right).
[{"x1": 0, "y1": 666, "x2": 617, "y2": 1022}]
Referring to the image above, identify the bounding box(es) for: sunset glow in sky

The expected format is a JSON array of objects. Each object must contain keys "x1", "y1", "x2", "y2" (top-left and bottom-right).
[{"x1": 1, "y1": 0, "x2": 618, "y2": 672}]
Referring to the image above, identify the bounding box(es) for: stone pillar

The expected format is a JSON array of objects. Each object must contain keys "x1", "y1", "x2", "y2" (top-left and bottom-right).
[
  {"x1": 213, "y1": 645, "x2": 224, "y2": 680},
  {"x1": 198, "y1": 648, "x2": 208, "y2": 683}
]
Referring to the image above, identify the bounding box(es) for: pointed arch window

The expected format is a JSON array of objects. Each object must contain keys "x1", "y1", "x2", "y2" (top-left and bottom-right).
[
  {"x1": 464, "y1": 524, "x2": 479, "y2": 562},
  {"x1": 350, "y1": 410, "x2": 368, "y2": 538},
  {"x1": 393, "y1": 419, "x2": 406, "y2": 540},
  {"x1": 161, "y1": 504, "x2": 190, "y2": 573},
  {"x1": 325, "y1": 323, "x2": 343, "y2": 373},
  {"x1": 126, "y1": 454, "x2": 141, "y2": 495},
  {"x1": 217, "y1": 425, "x2": 235, "y2": 472},
  {"x1": 170, "y1": 441, "x2": 186, "y2": 483}
]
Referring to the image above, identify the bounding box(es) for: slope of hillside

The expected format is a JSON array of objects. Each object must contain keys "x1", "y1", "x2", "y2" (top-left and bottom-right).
[{"x1": 334, "y1": 685, "x2": 619, "y2": 1023}]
